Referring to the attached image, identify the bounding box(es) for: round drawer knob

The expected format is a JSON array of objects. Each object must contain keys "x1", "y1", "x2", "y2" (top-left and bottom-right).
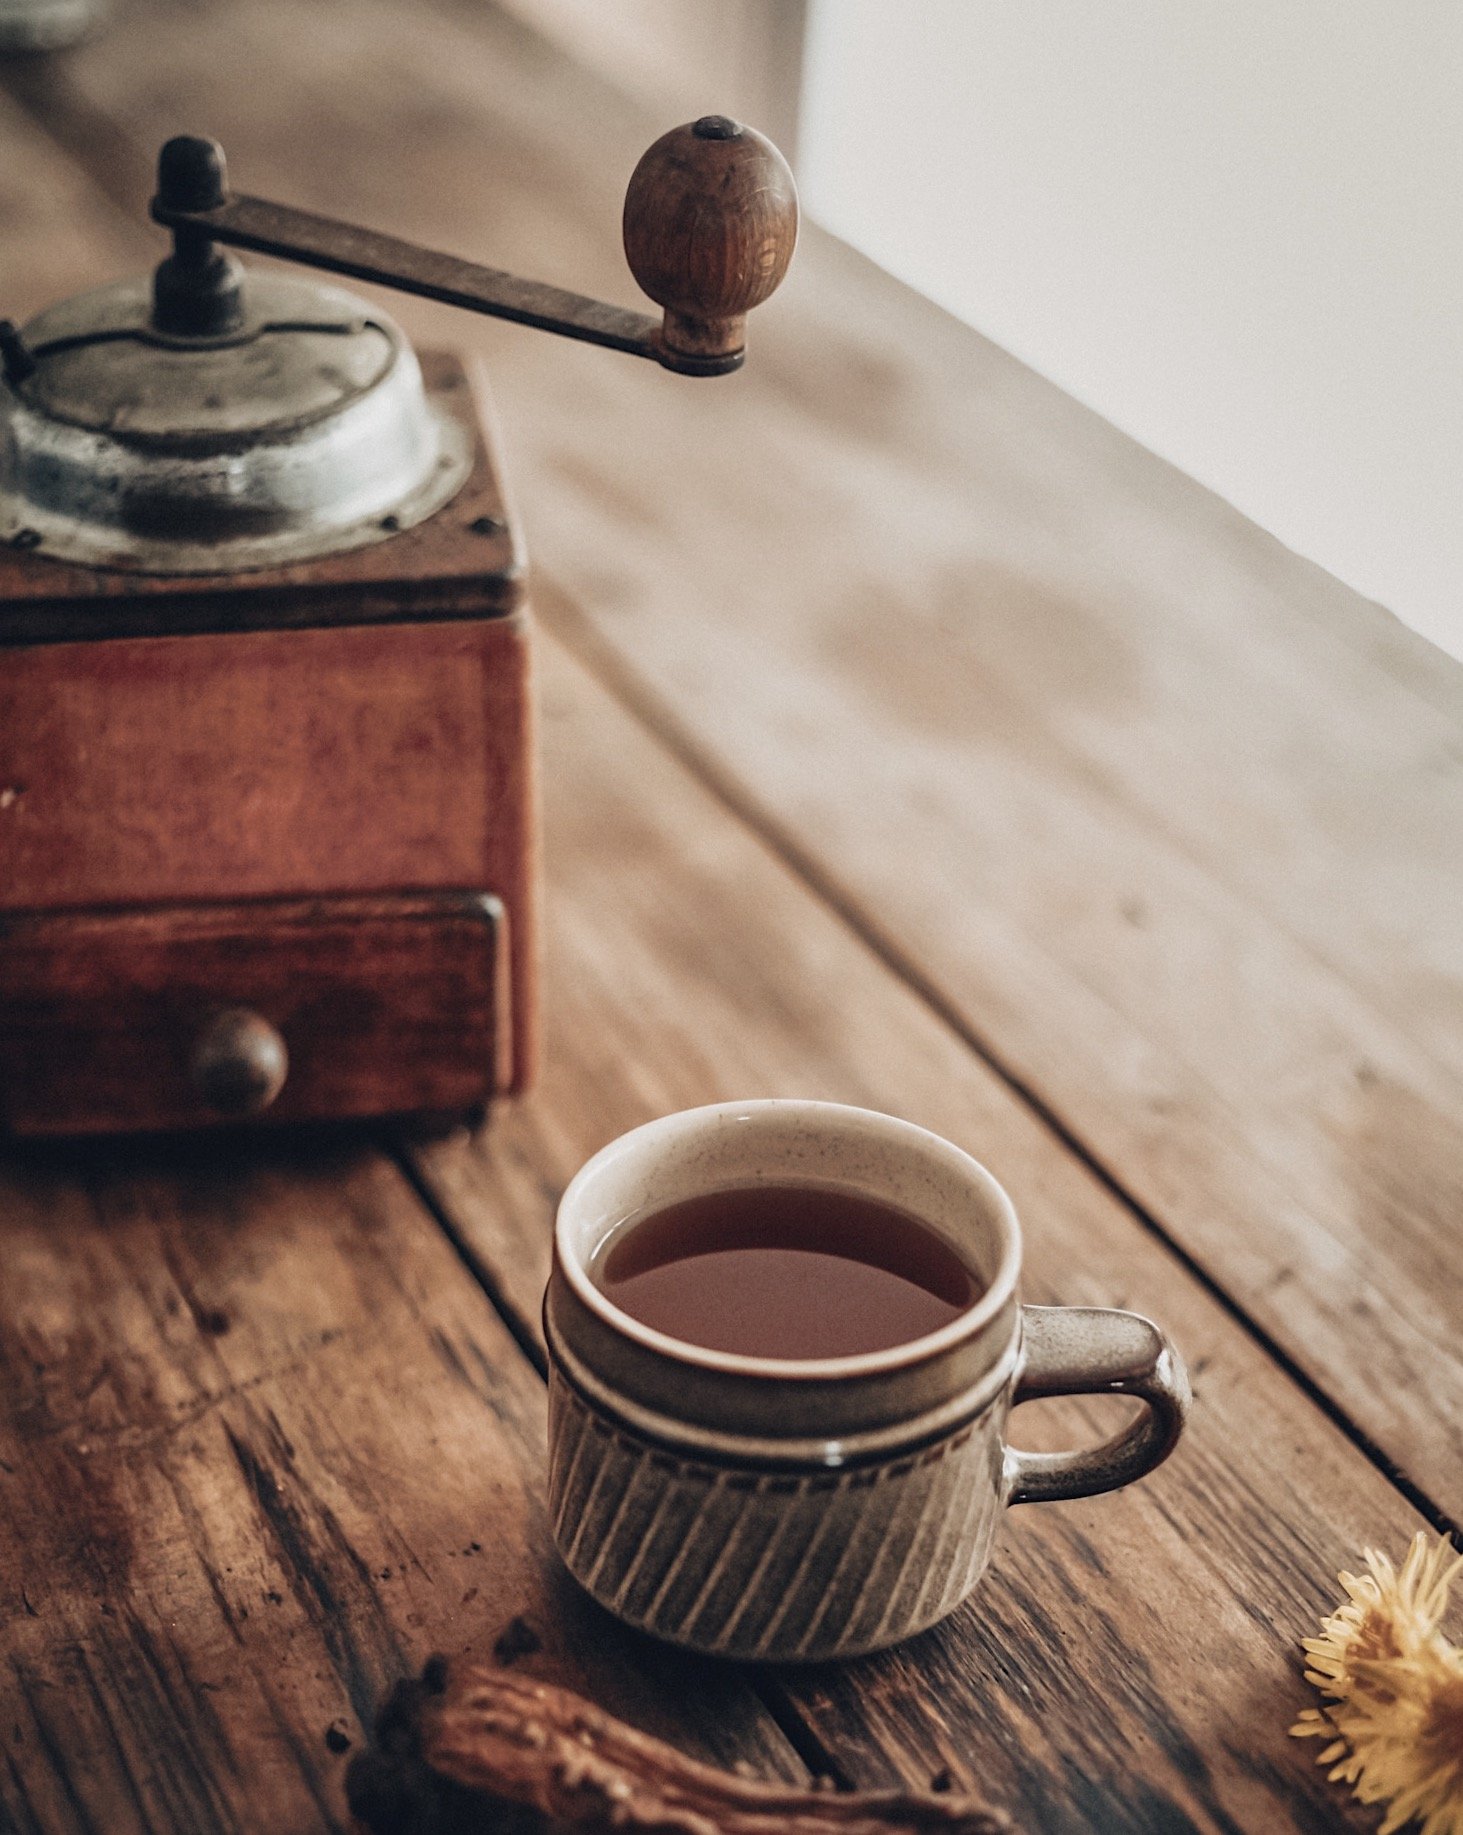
[{"x1": 190, "y1": 1008, "x2": 289, "y2": 1117}]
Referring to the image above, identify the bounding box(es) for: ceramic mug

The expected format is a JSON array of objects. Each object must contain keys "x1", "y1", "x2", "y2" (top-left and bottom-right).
[{"x1": 544, "y1": 1100, "x2": 1188, "y2": 1663}]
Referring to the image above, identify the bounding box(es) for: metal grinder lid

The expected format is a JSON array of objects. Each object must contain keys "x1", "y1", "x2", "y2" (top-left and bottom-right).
[{"x1": 0, "y1": 271, "x2": 472, "y2": 575}]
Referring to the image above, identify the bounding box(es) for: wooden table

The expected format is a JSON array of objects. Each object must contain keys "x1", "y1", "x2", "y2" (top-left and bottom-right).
[{"x1": 2, "y1": 4, "x2": 1459, "y2": 1829}]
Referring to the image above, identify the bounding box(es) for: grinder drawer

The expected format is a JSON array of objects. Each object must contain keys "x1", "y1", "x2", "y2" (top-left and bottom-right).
[{"x1": 0, "y1": 892, "x2": 507, "y2": 1136}]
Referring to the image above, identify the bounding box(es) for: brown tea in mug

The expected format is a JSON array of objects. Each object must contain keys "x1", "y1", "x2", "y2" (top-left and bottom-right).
[{"x1": 595, "y1": 1183, "x2": 981, "y2": 1359}]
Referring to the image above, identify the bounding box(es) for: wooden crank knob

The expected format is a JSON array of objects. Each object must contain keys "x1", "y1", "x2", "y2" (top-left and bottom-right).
[
  {"x1": 190, "y1": 1008, "x2": 289, "y2": 1117},
  {"x1": 623, "y1": 115, "x2": 797, "y2": 375}
]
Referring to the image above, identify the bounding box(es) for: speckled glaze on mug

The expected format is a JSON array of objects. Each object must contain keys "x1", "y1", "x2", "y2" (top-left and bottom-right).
[{"x1": 544, "y1": 1101, "x2": 1188, "y2": 1663}]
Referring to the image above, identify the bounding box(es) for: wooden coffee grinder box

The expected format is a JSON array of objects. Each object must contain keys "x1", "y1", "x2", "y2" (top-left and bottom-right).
[{"x1": 0, "y1": 121, "x2": 795, "y2": 1135}]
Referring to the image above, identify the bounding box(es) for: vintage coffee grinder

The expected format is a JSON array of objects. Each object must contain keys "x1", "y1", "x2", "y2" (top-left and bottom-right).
[{"x1": 0, "y1": 121, "x2": 796, "y2": 1135}]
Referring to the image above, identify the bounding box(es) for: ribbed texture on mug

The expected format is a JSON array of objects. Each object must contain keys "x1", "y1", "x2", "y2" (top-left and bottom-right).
[{"x1": 548, "y1": 1370, "x2": 1005, "y2": 1662}]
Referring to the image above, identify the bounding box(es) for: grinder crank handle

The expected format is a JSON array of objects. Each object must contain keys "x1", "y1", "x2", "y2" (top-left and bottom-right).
[{"x1": 149, "y1": 120, "x2": 797, "y2": 377}]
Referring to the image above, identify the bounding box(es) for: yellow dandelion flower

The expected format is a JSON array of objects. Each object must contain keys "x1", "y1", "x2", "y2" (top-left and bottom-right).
[{"x1": 1293, "y1": 1532, "x2": 1463, "y2": 1835}]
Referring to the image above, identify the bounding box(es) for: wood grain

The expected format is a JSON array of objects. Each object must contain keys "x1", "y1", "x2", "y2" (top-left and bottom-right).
[
  {"x1": 0, "y1": 610, "x2": 538, "y2": 1090},
  {"x1": 40, "y1": 0, "x2": 1458, "y2": 1516},
  {"x1": 0, "y1": 1137, "x2": 803, "y2": 1833},
  {"x1": 403, "y1": 630, "x2": 1432, "y2": 1833},
  {"x1": 0, "y1": 893, "x2": 505, "y2": 1134}
]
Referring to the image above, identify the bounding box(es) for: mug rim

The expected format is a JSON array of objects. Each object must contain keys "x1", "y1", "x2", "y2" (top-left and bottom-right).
[{"x1": 554, "y1": 1099, "x2": 1023, "y2": 1382}]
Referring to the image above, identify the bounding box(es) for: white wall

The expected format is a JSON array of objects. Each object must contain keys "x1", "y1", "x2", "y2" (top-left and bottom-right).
[{"x1": 800, "y1": 2, "x2": 1463, "y2": 660}]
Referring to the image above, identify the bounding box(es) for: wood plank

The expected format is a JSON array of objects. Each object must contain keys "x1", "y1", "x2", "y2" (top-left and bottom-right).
[
  {"x1": 491, "y1": 0, "x2": 808, "y2": 163},
  {"x1": 0, "y1": 1135, "x2": 802, "y2": 1833},
  {"x1": 33, "y1": 0, "x2": 1458, "y2": 1514},
  {"x1": 403, "y1": 627, "x2": 1432, "y2": 1832}
]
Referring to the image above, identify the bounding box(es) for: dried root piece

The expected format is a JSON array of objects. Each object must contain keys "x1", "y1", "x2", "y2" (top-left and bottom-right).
[{"x1": 347, "y1": 1656, "x2": 1008, "y2": 1834}]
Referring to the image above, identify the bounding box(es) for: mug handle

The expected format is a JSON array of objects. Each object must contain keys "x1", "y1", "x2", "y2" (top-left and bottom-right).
[{"x1": 1004, "y1": 1305, "x2": 1190, "y2": 1505}]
